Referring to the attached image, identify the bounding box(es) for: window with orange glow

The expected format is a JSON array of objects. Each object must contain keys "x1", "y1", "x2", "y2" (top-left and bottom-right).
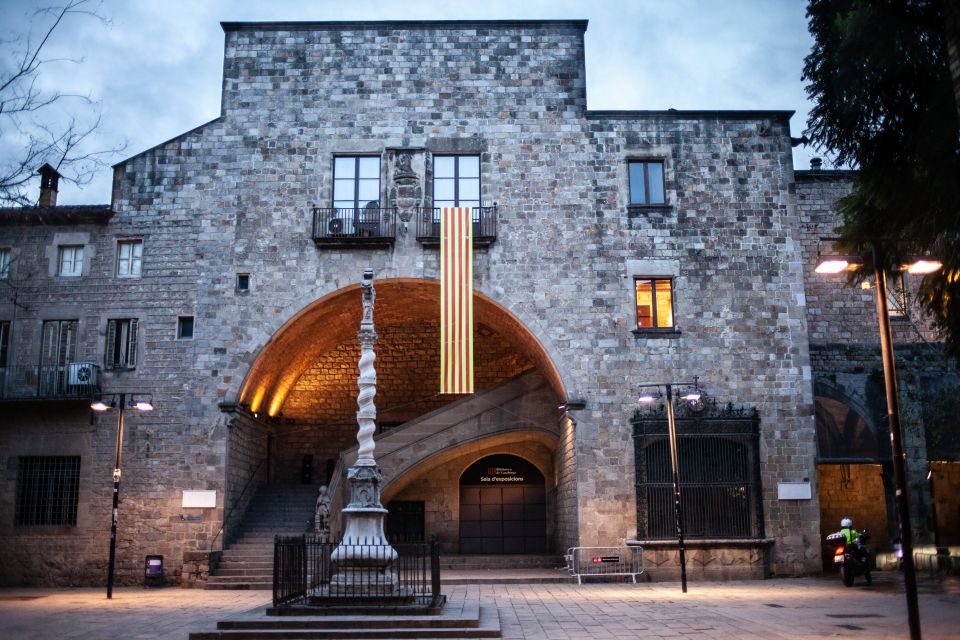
[{"x1": 635, "y1": 278, "x2": 674, "y2": 330}]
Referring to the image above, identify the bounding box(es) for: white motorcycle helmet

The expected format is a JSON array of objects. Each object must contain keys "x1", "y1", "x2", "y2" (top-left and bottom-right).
[{"x1": 841, "y1": 517, "x2": 853, "y2": 528}]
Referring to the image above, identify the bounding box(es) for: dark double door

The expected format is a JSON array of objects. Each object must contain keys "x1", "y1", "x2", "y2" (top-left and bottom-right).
[{"x1": 459, "y1": 454, "x2": 547, "y2": 554}]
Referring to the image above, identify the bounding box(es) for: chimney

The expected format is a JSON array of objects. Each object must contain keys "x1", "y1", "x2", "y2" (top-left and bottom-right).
[
  {"x1": 38, "y1": 163, "x2": 61, "y2": 207},
  {"x1": 809, "y1": 157, "x2": 823, "y2": 171}
]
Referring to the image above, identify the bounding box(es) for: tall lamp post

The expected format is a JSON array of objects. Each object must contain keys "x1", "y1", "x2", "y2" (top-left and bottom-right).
[
  {"x1": 816, "y1": 240, "x2": 942, "y2": 640},
  {"x1": 91, "y1": 393, "x2": 154, "y2": 599},
  {"x1": 638, "y1": 379, "x2": 702, "y2": 594}
]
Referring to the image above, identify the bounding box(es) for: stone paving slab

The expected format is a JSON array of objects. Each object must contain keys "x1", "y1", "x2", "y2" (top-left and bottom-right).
[{"x1": 0, "y1": 572, "x2": 957, "y2": 640}]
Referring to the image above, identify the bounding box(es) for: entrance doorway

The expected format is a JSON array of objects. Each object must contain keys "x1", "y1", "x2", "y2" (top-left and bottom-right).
[{"x1": 459, "y1": 454, "x2": 546, "y2": 554}]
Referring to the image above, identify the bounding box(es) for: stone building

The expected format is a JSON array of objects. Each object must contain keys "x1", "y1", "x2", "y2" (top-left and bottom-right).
[{"x1": 0, "y1": 19, "x2": 955, "y2": 587}]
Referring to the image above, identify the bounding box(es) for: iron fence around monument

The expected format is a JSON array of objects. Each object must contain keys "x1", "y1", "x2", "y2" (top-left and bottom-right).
[{"x1": 273, "y1": 535, "x2": 442, "y2": 608}]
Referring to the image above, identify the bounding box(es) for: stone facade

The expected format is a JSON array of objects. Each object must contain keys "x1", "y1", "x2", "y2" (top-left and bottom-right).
[
  {"x1": 7, "y1": 19, "x2": 937, "y2": 587},
  {"x1": 797, "y1": 170, "x2": 960, "y2": 550}
]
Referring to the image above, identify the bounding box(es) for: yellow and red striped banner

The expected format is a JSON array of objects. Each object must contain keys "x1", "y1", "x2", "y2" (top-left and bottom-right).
[{"x1": 440, "y1": 207, "x2": 474, "y2": 394}]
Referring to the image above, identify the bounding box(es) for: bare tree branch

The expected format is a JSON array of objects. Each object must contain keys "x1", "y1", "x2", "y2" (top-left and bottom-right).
[{"x1": 0, "y1": 0, "x2": 123, "y2": 206}]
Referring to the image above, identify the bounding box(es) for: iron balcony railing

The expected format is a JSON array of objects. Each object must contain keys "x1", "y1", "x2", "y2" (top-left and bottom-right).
[
  {"x1": 415, "y1": 206, "x2": 497, "y2": 245},
  {"x1": 312, "y1": 207, "x2": 397, "y2": 247},
  {"x1": 0, "y1": 363, "x2": 101, "y2": 401},
  {"x1": 274, "y1": 535, "x2": 442, "y2": 609}
]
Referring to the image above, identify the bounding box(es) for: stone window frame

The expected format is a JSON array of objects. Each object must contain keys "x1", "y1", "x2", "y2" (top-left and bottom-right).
[
  {"x1": 332, "y1": 154, "x2": 382, "y2": 211},
  {"x1": 57, "y1": 245, "x2": 84, "y2": 278},
  {"x1": 627, "y1": 259, "x2": 682, "y2": 339},
  {"x1": 115, "y1": 238, "x2": 143, "y2": 279},
  {"x1": 0, "y1": 319, "x2": 9, "y2": 368},
  {"x1": 634, "y1": 276, "x2": 676, "y2": 332},
  {"x1": 236, "y1": 273, "x2": 251, "y2": 294},
  {"x1": 0, "y1": 247, "x2": 11, "y2": 279},
  {"x1": 432, "y1": 154, "x2": 482, "y2": 209},
  {"x1": 104, "y1": 318, "x2": 139, "y2": 370},
  {"x1": 177, "y1": 315, "x2": 194, "y2": 340},
  {"x1": 626, "y1": 156, "x2": 672, "y2": 212}
]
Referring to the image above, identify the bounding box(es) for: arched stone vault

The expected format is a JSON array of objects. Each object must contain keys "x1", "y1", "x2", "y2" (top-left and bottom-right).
[{"x1": 238, "y1": 278, "x2": 567, "y2": 417}]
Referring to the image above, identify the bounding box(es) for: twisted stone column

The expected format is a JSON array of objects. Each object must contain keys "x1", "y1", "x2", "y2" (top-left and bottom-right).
[{"x1": 330, "y1": 269, "x2": 397, "y2": 594}]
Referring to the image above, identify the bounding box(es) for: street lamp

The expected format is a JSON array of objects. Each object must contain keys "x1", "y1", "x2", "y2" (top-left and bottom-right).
[
  {"x1": 637, "y1": 378, "x2": 703, "y2": 594},
  {"x1": 90, "y1": 393, "x2": 154, "y2": 599},
  {"x1": 816, "y1": 239, "x2": 941, "y2": 640}
]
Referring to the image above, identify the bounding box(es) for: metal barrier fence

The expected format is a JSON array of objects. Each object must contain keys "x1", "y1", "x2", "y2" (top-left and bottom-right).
[
  {"x1": 564, "y1": 546, "x2": 644, "y2": 584},
  {"x1": 914, "y1": 552, "x2": 959, "y2": 580},
  {"x1": 274, "y1": 535, "x2": 442, "y2": 608}
]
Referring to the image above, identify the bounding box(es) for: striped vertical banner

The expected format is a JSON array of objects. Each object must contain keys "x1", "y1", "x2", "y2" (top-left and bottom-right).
[{"x1": 440, "y1": 206, "x2": 474, "y2": 394}]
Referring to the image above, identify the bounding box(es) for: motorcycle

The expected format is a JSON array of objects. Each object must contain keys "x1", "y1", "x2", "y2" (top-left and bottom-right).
[{"x1": 825, "y1": 528, "x2": 872, "y2": 587}]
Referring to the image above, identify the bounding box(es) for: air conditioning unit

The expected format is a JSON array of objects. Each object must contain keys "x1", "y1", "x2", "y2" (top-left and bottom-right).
[
  {"x1": 328, "y1": 216, "x2": 355, "y2": 235},
  {"x1": 68, "y1": 361, "x2": 98, "y2": 387}
]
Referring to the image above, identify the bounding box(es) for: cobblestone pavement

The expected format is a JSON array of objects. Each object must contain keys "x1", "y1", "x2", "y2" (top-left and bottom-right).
[{"x1": 1, "y1": 573, "x2": 957, "y2": 639}]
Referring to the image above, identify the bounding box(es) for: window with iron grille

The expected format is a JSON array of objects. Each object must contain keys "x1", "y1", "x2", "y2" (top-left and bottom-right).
[
  {"x1": 633, "y1": 411, "x2": 763, "y2": 539},
  {"x1": 105, "y1": 318, "x2": 138, "y2": 369},
  {"x1": 628, "y1": 160, "x2": 666, "y2": 205},
  {"x1": 15, "y1": 456, "x2": 81, "y2": 526}
]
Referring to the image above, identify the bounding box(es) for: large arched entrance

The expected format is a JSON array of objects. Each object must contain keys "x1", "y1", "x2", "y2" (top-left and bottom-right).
[
  {"x1": 814, "y1": 381, "x2": 892, "y2": 569},
  {"x1": 225, "y1": 278, "x2": 572, "y2": 556}
]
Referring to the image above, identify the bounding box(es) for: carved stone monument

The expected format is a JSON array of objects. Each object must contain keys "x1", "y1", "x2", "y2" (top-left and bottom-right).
[{"x1": 329, "y1": 269, "x2": 397, "y2": 593}]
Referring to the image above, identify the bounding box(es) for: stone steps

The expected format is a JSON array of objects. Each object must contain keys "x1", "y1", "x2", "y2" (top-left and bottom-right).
[
  {"x1": 189, "y1": 604, "x2": 501, "y2": 639},
  {"x1": 207, "y1": 484, "x2": 318, "y2": 590}
]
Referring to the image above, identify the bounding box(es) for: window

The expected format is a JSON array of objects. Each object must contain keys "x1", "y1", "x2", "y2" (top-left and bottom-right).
[
  {"x1": 634, "y1": 415, "x2": 763, "y2": 539},
  {"x1": 15, "y1": 456, "x2": 81, "y2": 526},
  {"x1": 177, "y1": 316, "x2": 194, "y2": 339},
  {"x1": 635, "y1": 278, "x2": 674, "y2": 330},
  {"x1": 116, "y1": 239, "x2": 143, "y2": 277},
  {"x1": 628, "y1": 160, "x2": 666, "y2": 205},
  {"x1": 433, "y1": 155, "x2": 480, "y2": 210},
  {"x1": 39, "y1": 320, "x2": 78, "y2": 395},
  {"x1": 57, "y1": 245, "x2": 83, "y2": 277},
  {"x1": 0, "y1": 248, "x2": 10, "y2": 279},
  {"x1": 0, "y1": 320, "x2": 9, "y2": 368},
  {"x1": 887, "y1": 271, "x2": 908, "y2": 318},
  {"x1": 105, "y1": 319, "x2": 138, "y2": 369},
  {"x1": 333, "y1": 156, "x2": 380, "y2": 211},
  {"x1": 236, "y1": 273, "x2": 250, "y2": 293}
]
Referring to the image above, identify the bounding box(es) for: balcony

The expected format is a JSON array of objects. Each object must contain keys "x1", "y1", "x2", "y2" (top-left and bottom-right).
[
  {"x1": 312, "y1": 206, "x2": 397, "y2": 248},
  {"x1": 0, "y1": 363, "x2": 102, "y2": 401},
  {"x1": 415, "y1": 206, "x2": 498, "y2": 246}
]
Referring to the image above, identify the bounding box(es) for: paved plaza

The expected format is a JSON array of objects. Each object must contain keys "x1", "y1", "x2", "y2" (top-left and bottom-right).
[{"x1": 1, "y1": 571, "x2": 958, "y2": 639}]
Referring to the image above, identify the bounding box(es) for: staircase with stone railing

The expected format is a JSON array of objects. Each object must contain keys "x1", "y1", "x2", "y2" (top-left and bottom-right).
[{"x1": 205, "y1": 484, "x2": 317, "y2": 590}]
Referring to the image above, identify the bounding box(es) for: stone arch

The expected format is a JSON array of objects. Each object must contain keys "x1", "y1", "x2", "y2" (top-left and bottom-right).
[
  {"x1": 380, "y1": 428, "x2": 558, "y2": 503},
  {"x1": 235, "y1": 278, "x2": 569, "y2": 418},
  {"x1": 813, "y1": 378, "x2": 883, "y2": 461}
]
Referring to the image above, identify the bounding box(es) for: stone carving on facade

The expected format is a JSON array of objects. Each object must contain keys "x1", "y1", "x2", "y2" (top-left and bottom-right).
[{"x1": 388, "y1": 149, "x2": 423, "y2": 233}]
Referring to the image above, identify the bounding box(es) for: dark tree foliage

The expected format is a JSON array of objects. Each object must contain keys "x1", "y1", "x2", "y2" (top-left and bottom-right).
[{"x1": 803, "y1": 0, "x2": 960, "y2": 360}]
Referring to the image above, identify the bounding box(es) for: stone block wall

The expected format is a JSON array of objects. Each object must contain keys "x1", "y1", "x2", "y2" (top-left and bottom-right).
[{"x1": 1, "y1": 20, "x2": 831, "y2": 583}]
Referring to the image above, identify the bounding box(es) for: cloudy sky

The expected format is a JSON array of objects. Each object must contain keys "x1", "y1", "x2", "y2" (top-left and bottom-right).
[{"x1": 1, "y1": 0, "x2": 819, "y2": 206}]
